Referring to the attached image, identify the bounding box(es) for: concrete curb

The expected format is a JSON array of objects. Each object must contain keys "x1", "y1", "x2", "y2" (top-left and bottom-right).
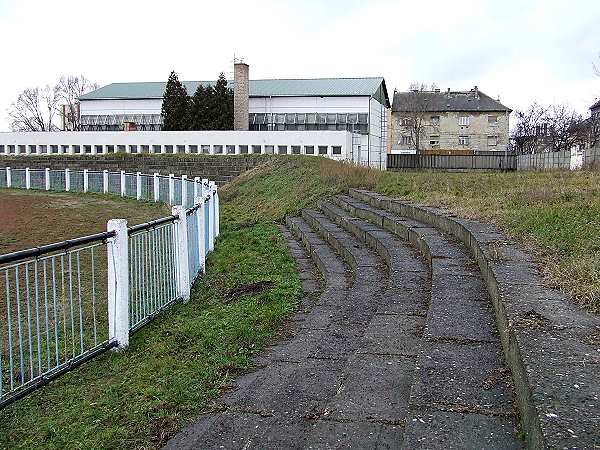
[{"x1": 347, "y1": 188, "x2": 600, "y2": 450}]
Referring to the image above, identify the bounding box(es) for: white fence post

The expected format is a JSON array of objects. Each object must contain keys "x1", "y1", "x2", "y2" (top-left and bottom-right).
[
  {"x1": 5, "y1": 168, "x2": 10, "y2": 188},
  {"x1": 153, "y1": 173, "x2": 159, "y2": 202},
  {"x1": 45, "y1": 168, "x2": 50, "y2": 191},
  {"x1": 120, "y1": 171, "x2": 126, "y2": 197},
  {"x1": 65, "y1": 168, "x2": 70, "y2": 192},
  {"x1": 208, "y1": 182, "x2": 215, "y2": 251},
  {"x1": 168, "y1": 174, "x2": 174, "y2": 205},
  {"x1": 213, "y1": 183, "x2": 220, "y2": 238},
  {"x1": 25, "y1": 168, "x2": 31, "y2": 189},
  {"x1": 181, "y1": 175, "x2": 187, "y2": 207},
  {"x1": 103, "y1": 170, "x2": 109, "y2": 194},
  {"x1": 107, "y1": 219, "x2": 129, "y2": 350},
  {"x1": 193, "y1": 177, "x2": 200, "y2": 199},
  {"x1": 195, "y1": 195, "x2": 206, "y2": 273},
  {"x1": 136, "y1": 172, "x2": 141, "y2": 200},
  {"x1": 83, "y1": 169, "x2": 88, "y2": 193},
  {"x1": 172, "y1": 205, "x2": 191, "y2": 302}
]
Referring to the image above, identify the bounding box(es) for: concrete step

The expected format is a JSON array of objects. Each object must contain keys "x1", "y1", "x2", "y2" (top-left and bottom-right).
[{"x1": 330, "y1": 193, "x2": 520, "y2": 449}]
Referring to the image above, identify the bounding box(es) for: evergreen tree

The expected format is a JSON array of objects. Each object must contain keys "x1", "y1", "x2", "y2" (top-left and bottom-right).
[
  {"x1": 208, "y1": 72, "x2": 233, "y2": 130},
  {"x1": 188, "y1": 84, "x2": 206, "y2": 130},
  {"x1": 161, "y1": 71, "x2": 190, "y2": 131}
]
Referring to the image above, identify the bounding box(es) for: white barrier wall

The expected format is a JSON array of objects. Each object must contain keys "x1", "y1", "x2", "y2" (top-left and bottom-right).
[{"x1": 0, "y1": 130, "x2": 359, "y2": 162}]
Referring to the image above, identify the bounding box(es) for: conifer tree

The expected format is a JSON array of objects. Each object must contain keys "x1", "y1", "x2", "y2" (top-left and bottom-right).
[
  {"x1": 188, "y1": 84, "x2": 207, "y2": 130},
  {"x1": 161, "y1": 71, "x2": 190, "y2": 131},
  {"x1": 209, "y1": 72, "x2": 234, "y2": 130}
]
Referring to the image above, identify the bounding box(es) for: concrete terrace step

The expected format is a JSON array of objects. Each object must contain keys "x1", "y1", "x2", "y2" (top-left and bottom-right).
[
  {"x1": 323, "y1": 195, "x2": 520, "y2": 449},
  {"x1": 347, "y1": 189, "x2": 600, "y2": 450}
]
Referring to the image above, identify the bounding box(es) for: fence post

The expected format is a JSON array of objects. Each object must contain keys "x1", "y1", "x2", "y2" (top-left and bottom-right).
[
  {"x1": 181, "y1": 175, "x2": 187, "y2": 207},
  {"x1": 45, "y1": 168, "x2": 50, "y2": 190},
  {"x1": 153, "y1": 173, "x2": 159, "y2": 202},
  {"x1": 103, "y1": 170, "x2": 109, "y2": 194},
  {"x1": 6, "y1": 167, "x2": 10, "y2": 188},
  {"x1": 193, "y1": 177, "x2": 200, "y2": 200},
  {"x1": 25, "y1": 168, "x2": 31, "y2": 189},
  {"x1": 83, "y1": 169, "x2": 88, "y2": 193},
  {"x1": 168, "y1": 174, "x2": 174, "y2": 205},
  {"x1": 65, "y1": 168, "x2": 70, "y2": 192},
  {"x1": 136, "y1": 172, "x2": 141, "y2": 200},
  {"x1": 195, "y1": 196, "x2": 206, "y2": 273},
  {"x1": 213, "y1": 182, "x2": 220, "y2": 238},
  {"x1": 107, "y1": 219, "x2": 129, "y2": 350},
  {"x1": 172, "y1": 205, "x2": 191, "y2": 302},
  {"x1": 120, "y1": 171, "x2": 126, "y2": 197}
]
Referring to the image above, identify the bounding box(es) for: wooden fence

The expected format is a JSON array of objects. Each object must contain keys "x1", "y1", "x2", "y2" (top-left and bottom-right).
[{"x1": 387, "y1": 152, "x2": 516, "y2": 171}]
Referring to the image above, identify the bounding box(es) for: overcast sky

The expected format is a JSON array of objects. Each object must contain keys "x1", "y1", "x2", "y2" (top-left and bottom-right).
[{"x1": 1, "y1": 0, "x2": 599, "y2": 130}]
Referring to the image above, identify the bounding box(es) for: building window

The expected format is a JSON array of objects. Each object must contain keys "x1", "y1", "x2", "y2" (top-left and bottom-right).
[
  {"x1": 487, "y1": 135, "x2": 498, "y2": 147},
  {"x1": 429, "y1": 136, "x2": 440, "y2": 148},
  {"x1": 401, "y1": 117, "x2": 411, "y2": 126},
  {"x1": 189, "y1": 145, "x2": 198, "y2": 153},
  {"x1": 176, "y1": 145, "x2": 186, "y2": 153},
  {"x1": 152, "y1": 145, "x2": 161, "y2": 153},
  {"x1": 332, "y1": 146, "x2": 342, "y2": 155},
  {"x1": 458, "y1": 116, "x2": 470, "y2": 126},
  {"x1": 164, "y1": 145, "x2": 173, "y2": 154},
  {"x1": 252, "y1": 145, "x2": 261, "y2": 154},
  {"x1": 264, "y1": 145, "x2": 274, "y2": 154},
  {"x1": 278, "y1": 145, "x2": 288, "y2": 154},
  {"x1": 430, "y1": 115, "x2": 440, "y2": 126},
  {"x1": 458, "y1": 135, "x2": 470, "y2": 147},
  {"x1": 318, "y1": 145, "x2": 328, "y2": 155},
  {"x1": 400, "y1": 135, "x2": 412, "y2": 146},
  {"x1": 488, "y1": 115, "x2": 498, "y2": 125},
  {"x1": 201, "y1": 145, "x2": 210, "y2": 154},
  {"x1": 239, "y1": 145, "x2": 248, "y2": 154},
  {"x1": 226, "y1": 145, "x2": 235, "y2": 154},
  {"x1": 291, "y1": 145, "x2": 301, "y2": 154},
  {"x1": 305, "y1": 145, "x2": 315, "y2": 155},
  {"x1": 213, "y1": 145, "x2": 223, "y2": 154}
]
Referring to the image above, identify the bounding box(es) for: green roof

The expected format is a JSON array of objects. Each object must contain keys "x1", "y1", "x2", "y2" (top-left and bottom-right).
[{"x1": 79, "y1": 77, "x2": 389, "y2": 106}]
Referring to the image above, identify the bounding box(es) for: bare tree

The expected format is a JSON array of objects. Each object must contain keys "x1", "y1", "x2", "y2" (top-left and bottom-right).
[
  {"x1": 400, "y1": 83, "x2": 438, "y2": 153},
  {"x1": 56, "y1": 75, "x2": 99, "y2": 131},
  {"x1": 510, "y1": 103, "x2": 548, "y2": 154},
  {"x1": 7, "y1": 85, "x2": 60, "y2": 132},
  {"x1": 545, "y1": 105, "x2": 586, "y2": 152}
]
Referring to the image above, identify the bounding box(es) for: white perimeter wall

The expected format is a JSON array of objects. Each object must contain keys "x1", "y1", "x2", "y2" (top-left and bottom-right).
[{"x1": 0, "y1": 130, "x2": 360, "y2": 162}]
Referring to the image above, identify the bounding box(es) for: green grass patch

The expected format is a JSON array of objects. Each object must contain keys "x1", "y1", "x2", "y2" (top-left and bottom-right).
[{"x1": 0, "y1": 205, "x2": 302, "y2": 448}]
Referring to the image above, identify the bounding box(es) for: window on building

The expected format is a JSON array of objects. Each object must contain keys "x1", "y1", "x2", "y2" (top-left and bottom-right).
[
  {"x1": 213, "y1": 145, "x2": 223, "y2": 154},
  {"x1": 305, "y1": 145, "x2": 315, "y2": 155},
  {"x1": 429, "y1": 136, "x2": 440, "y2": 148},
  {"x1": 239, "y1": 145, "x2": 248, "y2": 154},
  {"x1": 488, "y1": 115, "x2": 498, "y2": 125},
  {"x1": 487, "y1": 135, "x2": 498, "y2": 147},
  {"x1": 129, "y1": 145, "x2": 138, "y2": 154},
  {"x1": 332, "y1": 146, "x2": 342, "y2": 155},
  {"x1": 458, "y1": 135, "x2": 470, "y2": 146},
  {"x1": 459, "y1": 116, "x2": 470, "y2": 126},
  {"x1": 201, "y1": 145, "x2": 210, "y2": 154},
  {"x1": 430, "y1": 115, "x2": 440, "y2": 126},
  {"x1": 318, "y1": 145, "x2": 328, "y2": 155},
  {"x1": 226, "y1": 145, "x2": 235, "y2": 154},
  {"x1": 400, "y1": 135, "x2": 412, "y2": 146},
  {"x1": 291, "y1": 145, "x2": 301, "y2": 154},
  {"x1": 278, "y1": 145, "x2": 288, "y2": 154},
  {"x1": 164, "y1": 145, "x2": 173, "y2": 153},
  {"x1": 96, "y1": 145, "x2": 105, "y2": 153},
  {"x1": 51, "y1": 145, "x2": 59, "y2": 154},
  {"x1": 401, "y1": 117, "x2": 411, "y2": 126},
  {"x1": 252, "y1": 145, "x2": 262, "y2": 154},
  {"x1": 152, "y1": 145, "x2": 161, "y2": 153},
  {"x1": 264, "y1": 145, "x2": 274, "y2": 154},
  {"x1": 0, "y1": 145, "x2": 5, "y2": 154},
  {"x1": 176, "y1": 145, "x2": 185, "y2": 153},
  {"x1": 188, "y1": 145, "x2": 198, "y2": 153}
]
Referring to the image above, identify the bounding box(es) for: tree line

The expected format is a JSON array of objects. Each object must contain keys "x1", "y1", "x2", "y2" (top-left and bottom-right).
[
  {"x1": 161, "y1": 71, "x2": 233, "y2": 131},
  {"x1": 7, "y1": 75, "x2": 98, "y2": 131}
]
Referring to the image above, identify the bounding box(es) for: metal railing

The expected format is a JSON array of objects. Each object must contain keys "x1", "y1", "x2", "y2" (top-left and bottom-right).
[
  {"x1": 387, "y1": 153, "x2": 517, "y2": 171},
  {"x1": 0, "y1": 167, "x2": 219, "y2": 408}
]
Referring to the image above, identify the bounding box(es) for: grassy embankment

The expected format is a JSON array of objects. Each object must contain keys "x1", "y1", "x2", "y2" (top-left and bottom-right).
[{"x1": 2, "y1": 155, "x2": 598, "y2": 449}]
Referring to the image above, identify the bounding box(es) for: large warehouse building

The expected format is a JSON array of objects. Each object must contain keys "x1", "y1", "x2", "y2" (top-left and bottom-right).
[{"x1": 78, "y1": 69, "x2": 389, "y2": 165}]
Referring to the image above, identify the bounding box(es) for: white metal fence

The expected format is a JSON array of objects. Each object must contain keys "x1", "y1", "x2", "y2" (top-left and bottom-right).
[{"x1": 0, "y1": 167, "x2": 219, "y2": 408}]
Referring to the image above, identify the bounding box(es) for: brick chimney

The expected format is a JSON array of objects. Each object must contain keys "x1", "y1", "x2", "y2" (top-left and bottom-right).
[{"x1": 233, "y1": 62, "x2": 249, "y2": 131}]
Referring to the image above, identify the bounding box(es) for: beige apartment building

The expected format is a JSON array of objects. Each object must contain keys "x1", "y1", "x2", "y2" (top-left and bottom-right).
[{"x1": 390, "y1": 86, "x2": 511, "y2": 154}]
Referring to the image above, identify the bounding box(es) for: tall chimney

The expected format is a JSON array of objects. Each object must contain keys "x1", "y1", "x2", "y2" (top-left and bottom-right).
[{"x1": 233, "y1": 62, "x2": 249, "y2": 131}]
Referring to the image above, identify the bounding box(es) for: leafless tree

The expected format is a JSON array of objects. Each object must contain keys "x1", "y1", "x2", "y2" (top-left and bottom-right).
[
  {"x1": 399, "y1": 82, "x2": 438, "y2": 153},
  {"x1": 56, "y1": 75, "x2": 99, "y2": 131},
  {"x1": 545, "y1": 105, "x2": 586, "y2": 152},
  {"x1": 510, "y1": 103, "x2": 548, "y2": 154},
  {"x1": 7, "y1": 85, "x2": 60, "y2": 132}
]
